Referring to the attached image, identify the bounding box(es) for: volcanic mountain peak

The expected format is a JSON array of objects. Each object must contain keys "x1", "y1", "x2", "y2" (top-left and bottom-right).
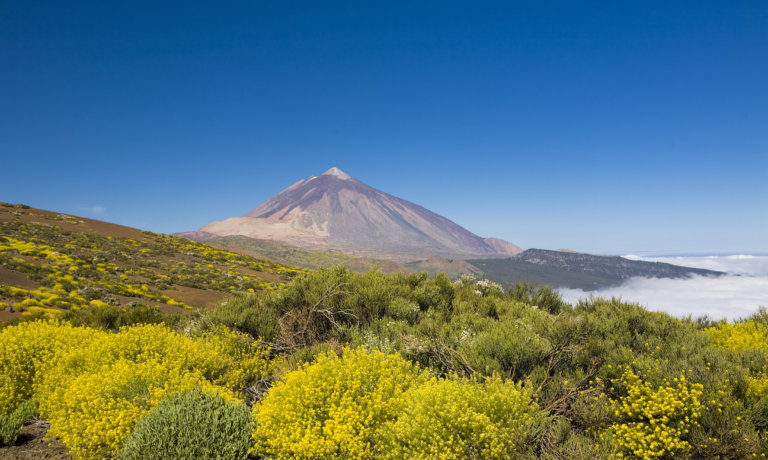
[
  {"x1": 181, "y1": 168, "x2": 522, "y2": 260},
  {"x1": 323, "y1": 167, "x2": 352, "y2": 180}
]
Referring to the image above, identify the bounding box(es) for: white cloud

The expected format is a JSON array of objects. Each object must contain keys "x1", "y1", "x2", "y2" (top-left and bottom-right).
[
  {"x1": 75, "y1": 205, "x2": 107, "y2": 216},
  {"x1": 623, "y1": 254, "x2": 768, "y2": 276},
  {"x1": 559, "y1": 255, "x2": 768, "y2": 320}
]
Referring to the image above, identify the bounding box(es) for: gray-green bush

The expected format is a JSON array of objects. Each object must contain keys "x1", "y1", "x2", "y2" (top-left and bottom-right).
[
  {"x1": 118, "y1": 389, "x2": 253, "y2": 460},
  {"x1": 0, "y1": 398, "x2": 38, "y2": 446}
]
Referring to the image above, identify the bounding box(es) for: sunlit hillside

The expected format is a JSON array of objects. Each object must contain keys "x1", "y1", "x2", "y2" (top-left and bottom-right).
[{"x1": 0, "y1": 203, "x2": 306, "y2": 322}]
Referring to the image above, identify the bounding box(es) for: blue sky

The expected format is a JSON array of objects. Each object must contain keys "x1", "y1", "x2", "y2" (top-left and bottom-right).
[{"x1": 1, "y1": 1, "x2": 766, "y2": 255}]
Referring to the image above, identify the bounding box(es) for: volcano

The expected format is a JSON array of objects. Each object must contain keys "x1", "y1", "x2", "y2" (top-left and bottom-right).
[{"x1": 178, "y1": 167, "x2": 522, "y2": 260}]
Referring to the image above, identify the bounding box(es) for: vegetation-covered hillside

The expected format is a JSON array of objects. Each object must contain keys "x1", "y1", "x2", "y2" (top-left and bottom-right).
[
  {"x1": 1, "y1": 203, "x2": 766, "y2": 459},
  {"x1": 0, "y1": 203, "x2": 306, "y2": 322}
]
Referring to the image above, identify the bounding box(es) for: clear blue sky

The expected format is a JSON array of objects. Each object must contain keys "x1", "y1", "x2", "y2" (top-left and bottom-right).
[{"x1": 1, "y1": 1, "x2": 766, "y2": 255}]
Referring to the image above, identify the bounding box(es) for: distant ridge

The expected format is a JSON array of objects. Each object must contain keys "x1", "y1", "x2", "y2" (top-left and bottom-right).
[
  {"x1": 468, "y1": 248, "x2": 723, "y2": 290},
  {"x1": 177, "y1": 168, "x2": 522, "y2": 260}
]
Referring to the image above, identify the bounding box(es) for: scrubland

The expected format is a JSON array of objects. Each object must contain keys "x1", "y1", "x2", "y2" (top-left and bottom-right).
[{"x1": 1, "y1": 203, "x2": 767, "y2": 459}]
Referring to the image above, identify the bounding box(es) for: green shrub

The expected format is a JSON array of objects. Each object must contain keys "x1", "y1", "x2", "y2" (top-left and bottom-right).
[
  {"x1": 209, "y1": 294, "x2": 280, "y2": 342},
  {"x1": 119, "y1": 389, "x2": 253, "y2": 460},
  {"x1": 0, "y1": 398, "x2": 38, "y2": 446},
  {"x1": 379, "y1": 375, "x2": 546, "y2": 459},
  {"x1": 0, "y1": 414, "x2": 24, "y2": 446},
  {"x1": 461, "y1": 316, "x2": 552, "y2": 378},
  {"x1": 509, "y1": 281, "x2": 567, "y2": 314},
  {"x1": 285, "y1": 342, "x2": 339, "y2": 368},
  {"x1": 213, "y1": 266, "x2": 453, "y2": 350},
  {"x1": 384, "y1": 297, "x2": 420, "y2": 324},
  {"x1": 60, "y1": 303, "x2": 174, "y2": 330}
]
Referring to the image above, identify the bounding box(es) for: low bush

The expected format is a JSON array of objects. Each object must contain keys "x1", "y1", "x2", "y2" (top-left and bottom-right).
[
  {"x1": 60, "y1": 303, "x2": 175, "y2": 330},
  {"x1": 460, "y1": 316, "x2": 552, "y2": 378},
  {"x1": 0, "y1": 398, "x2": 38, "y2": 446},
  {"x1": 208, "y1": 294, "x2": 280, "y2": 342},
  {"x1": 119, "y1": 388, "x2": 253, "y2": 460},
  {"x1": 509, "y1": 281, "x2": 568, "y2": 314}
]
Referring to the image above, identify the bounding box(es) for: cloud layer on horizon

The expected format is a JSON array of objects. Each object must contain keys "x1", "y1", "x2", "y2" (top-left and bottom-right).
[
  {"x1": 623, "y1": 254, "x2": 768, "y2": 276},
  {"x1": 559, "y1": 255, "x2": 768, "y2": 320}
]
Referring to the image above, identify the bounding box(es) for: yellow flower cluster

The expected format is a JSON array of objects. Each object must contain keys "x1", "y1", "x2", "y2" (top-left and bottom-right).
[
  {"x1": 379, "y1": 375, "x2": 544, "y2": 459},
  {"x1": 706, "y1": 320, "x2": 768, "y2": 351},
  {"x1": 21, "y1": 305, "x2": 64, "y2": 319},
  {"x1": 706, "y1": 321, "x2": 768, "y2": 398},
  {"x1": 747, "y1": 374, "x2": 768, "y2": 398},
  {"x1": 0, "y1": 321, "x2": 275, "y2": 459},
  {"x1": 253, "y1": 347, "x2": 424, "y2": 459},
  {"x1": 0, "y1": 320, "x2": 100, "y2": 415},
  {"x1": 609, "y1": 370, "x2": 703, "y2": 459}
]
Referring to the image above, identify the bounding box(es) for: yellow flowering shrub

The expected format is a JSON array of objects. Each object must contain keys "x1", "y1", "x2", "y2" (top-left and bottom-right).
[
  {"x1": 41, "y1": 323, "x2": 273, "y2": 392},
  {"x1": 379, "y1": 375, "x2": 545, "y2": 459},
  {"x1": 747, "y1": 374, "x2": 768, "y2": 398},
  {"x1": 43, "y1": 359, "x2": 231, "y2": 459},
  {"x1": 253, "y1": 347, "x2": 424, "y2": 459},
  {"x1": 0, "y1": 321, "x2": 275, "y2": 458},
  {"x1": 36, "y1": 323, "x2": 273, "y2": 458},
  {"x1": 608, "y1": 370, "x2": 703, "y2": 459},
  {"x1": 706, "y1": 320, "x2": 768, "y2": 351},
  {"x1": 706, "y1": 321, "x2": 768, "y2": 398},
  {"x1": 0, "y1": 321, "x2": 102, "y2": 415},
  {"x1": 21, "y1": 306, "x2": 63, "y2": 319}
]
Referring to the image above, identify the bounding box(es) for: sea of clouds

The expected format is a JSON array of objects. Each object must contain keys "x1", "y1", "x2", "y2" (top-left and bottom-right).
[{"x1": 558, "y1": 255, "x2": 768, "y2": 320}]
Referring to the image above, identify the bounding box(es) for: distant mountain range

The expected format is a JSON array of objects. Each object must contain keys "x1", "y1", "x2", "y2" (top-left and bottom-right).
[
  {"x1": 178, "y1": 168, "x2": 723, "y2": 290},
  {"x1": 178, "y1": 167, "x2": 522, "y2": 260}
]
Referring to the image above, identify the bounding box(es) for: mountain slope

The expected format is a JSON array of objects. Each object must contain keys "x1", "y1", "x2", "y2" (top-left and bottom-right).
[
  {"x1": 179, "y1": 167, "x2": 522, "y2": 260},
  {"x1": 206, "y1": 234, "x2": 405, "y2": 273},
  {"x1": 0, "y1": 203, "x2": 305, "y2": 321}
]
